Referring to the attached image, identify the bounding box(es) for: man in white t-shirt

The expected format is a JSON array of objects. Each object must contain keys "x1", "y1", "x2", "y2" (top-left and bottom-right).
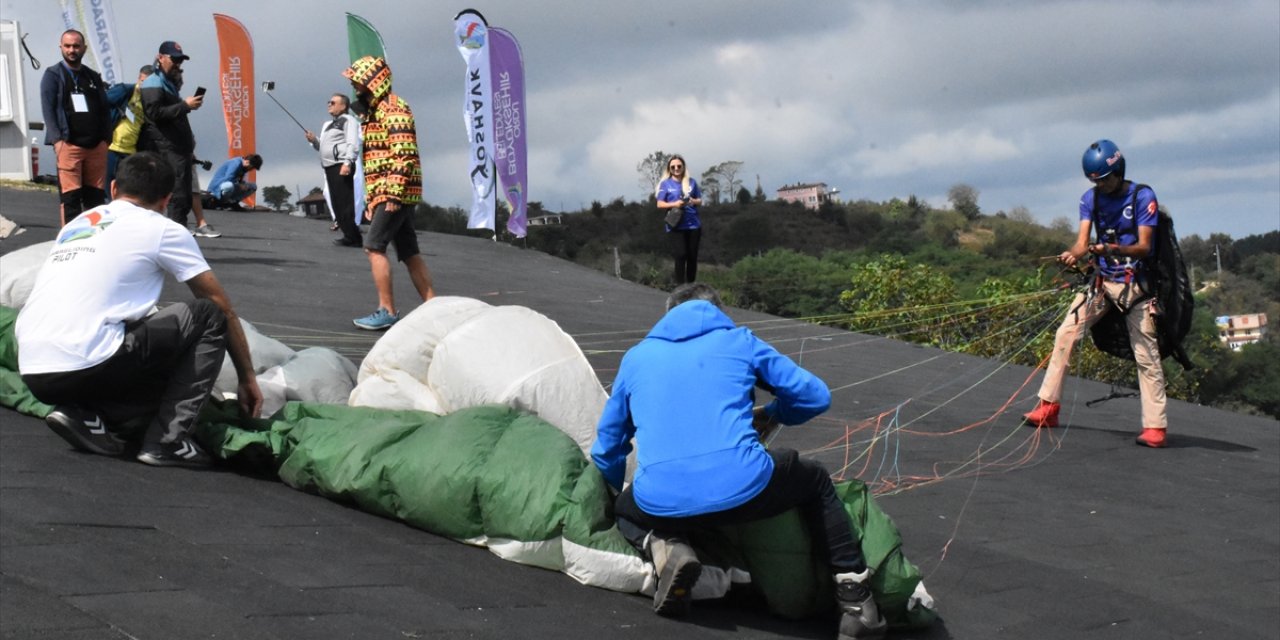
[{"x1": 16, "y1": 151, "x2": 262, "y2": 468}]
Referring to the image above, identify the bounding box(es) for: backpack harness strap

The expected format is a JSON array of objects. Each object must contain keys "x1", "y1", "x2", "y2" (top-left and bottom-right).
[{"x1": 1090, "y1": 184, "x2": 1152, "y2": 314}]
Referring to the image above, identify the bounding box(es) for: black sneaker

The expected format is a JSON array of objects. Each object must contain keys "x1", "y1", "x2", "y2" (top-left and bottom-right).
[
  {"x1": 836, "y1": 579, "x2": 887, "y2": 640},
  {"x1": 45, "y1": 406, "x2": 126, "y2": 456},
  {"x1": 136, "y1": 437, "x2": 212, "y2": 468},
  {"x1": 648, "y1": 535, "x2": 701, "y2": 617}
]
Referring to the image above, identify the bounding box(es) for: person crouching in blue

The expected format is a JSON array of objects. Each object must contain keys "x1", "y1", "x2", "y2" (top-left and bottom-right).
[
  {"x1": 591, "y1": 283, "x2": 886, "y2": 639},
  {"x1": 208, "y1": 153, "x2": 262, "y2": 210}
]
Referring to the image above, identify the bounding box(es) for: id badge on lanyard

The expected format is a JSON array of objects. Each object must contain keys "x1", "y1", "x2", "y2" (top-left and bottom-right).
[{"x1": 64, "y1": 65, "x2": 90, "y2": 113}]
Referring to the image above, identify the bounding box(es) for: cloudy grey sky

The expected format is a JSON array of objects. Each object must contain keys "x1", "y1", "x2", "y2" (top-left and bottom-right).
[{"x1": 7, "y1": 0, "x2": 1278, "y2": 238}]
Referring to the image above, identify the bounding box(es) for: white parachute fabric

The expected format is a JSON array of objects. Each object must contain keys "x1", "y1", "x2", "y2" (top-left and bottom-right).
[
  {"x1": 350, "y1": 297, "x2": 607, "y2": 456},
  {"x1": 349, "y1": 296, "x2": 491, "y2": 412},
  {"x1": 278, "y1": 348, "x2": 359, "y2": 404},
  {"x1": 427, "y1": 305, "x2": 607, "y2": 454},
  {"x1": 214, "y1": 319, "x2": 357, "y2": 417},
  {"x1": 355, "y1": 296, "x2": 491, "y2": 384},
  {"x1": 0, "y1": 241, "x2": 53, "y2": 309}
]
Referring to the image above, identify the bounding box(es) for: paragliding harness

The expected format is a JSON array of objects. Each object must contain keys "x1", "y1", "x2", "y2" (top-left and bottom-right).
[{"x1": 1083, "y1": 183, "x2": 1196, "y2": 372}]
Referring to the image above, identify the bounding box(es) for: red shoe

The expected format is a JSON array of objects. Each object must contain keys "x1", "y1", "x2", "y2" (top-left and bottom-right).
[
  {"x1": 1135, "y1": 428, "x2": 1167, "y2": 448},
  {"x1": 1022, "y1": 400, "x2": 1060, "y2": 428}
]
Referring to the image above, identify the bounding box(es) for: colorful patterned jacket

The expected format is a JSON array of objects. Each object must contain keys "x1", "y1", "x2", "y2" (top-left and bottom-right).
[{"x1": 343, "y1": 56, "x2": 422, "y2": 209}]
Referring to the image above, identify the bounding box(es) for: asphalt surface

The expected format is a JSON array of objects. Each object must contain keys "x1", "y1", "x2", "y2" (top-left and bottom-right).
[{"x1": 2, "y1": 187, "x2": 1278, "y2": 640}]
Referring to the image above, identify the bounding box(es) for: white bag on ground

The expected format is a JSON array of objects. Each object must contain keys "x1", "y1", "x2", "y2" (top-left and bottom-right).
[
  {"x1": 0, "y1": 241, "x2": 53, "y2": 309},
  {"x1": 214, "y1": 319, "x2": 357, "y2": 416},
  {"x1": 280, "y1": 347, "x2": 359, "y2": 404}
]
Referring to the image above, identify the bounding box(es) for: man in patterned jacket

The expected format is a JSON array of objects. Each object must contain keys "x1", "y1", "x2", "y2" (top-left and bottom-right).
[{"x1": 343, "y1": 56, "x2": 436, "y2": 330}]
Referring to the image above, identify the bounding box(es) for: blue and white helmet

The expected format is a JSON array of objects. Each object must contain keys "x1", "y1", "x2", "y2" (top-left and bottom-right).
[{"x1": 1082, "y1": 139, "x2": 1125, "y2": 180}]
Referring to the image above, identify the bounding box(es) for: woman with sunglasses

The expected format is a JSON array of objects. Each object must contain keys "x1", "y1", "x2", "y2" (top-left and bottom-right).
[{"x1": 655, "y1": 155, "x2": 704, "y2": 284}]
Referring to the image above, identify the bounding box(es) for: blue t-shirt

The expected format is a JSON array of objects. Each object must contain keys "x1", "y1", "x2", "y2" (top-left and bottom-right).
[
  {"x1": 1079, "y1": 182, "x2": 1157, "y2": 278},
  {"x1": 657, "y1": 177, "x2": 703, "y2": 230}
]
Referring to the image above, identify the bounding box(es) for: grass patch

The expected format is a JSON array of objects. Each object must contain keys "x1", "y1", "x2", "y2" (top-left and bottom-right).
[{"x1": 0, "y1": 179, "x2": 56, "y2": 193}]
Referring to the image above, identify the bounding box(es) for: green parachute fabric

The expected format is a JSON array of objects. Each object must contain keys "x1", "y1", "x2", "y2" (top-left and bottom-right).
[
  {"x1": 0, "y1": 305, "x2": 935, "y2": 628},
  {"x1": 0, "y1": 306, "x2": 51, "y2": 418},
  {"x1": 196, "y1": 400, "x2": 936, "y2": 628}
]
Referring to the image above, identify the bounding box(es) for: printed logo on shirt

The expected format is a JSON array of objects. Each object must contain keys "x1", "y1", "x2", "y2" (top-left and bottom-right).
[{"x1": 56, "y1": 211, "x2": 112, "y2": 245}]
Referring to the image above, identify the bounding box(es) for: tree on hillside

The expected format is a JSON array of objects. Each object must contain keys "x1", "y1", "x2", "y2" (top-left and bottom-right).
[
  {"x1": 705, "y1": 161, "x2": 745, "y2": 201},
  {"x1": 838, "y1": 254, "x2": 958, "y2": 345},
  {"x1": 923, "y1": 210, "x2": 966, "y2": 248},
  {"x1": 636, "y1": 150, "x2": 671, "y2": 198},
  {"x1": 1050, "y1": 216, "x2": 1074, "y2": 234},
  {"x1": 948, "y1": 183, "x2": 981, "y2": 220},
  {"x1": 700, "y1": 171, "x2": 722, "y2": 205},
  {"x1": 720, "y1": 248, "x2": 850, "y2": 317},
  {"x1": 1007, "y1": 205, "x2": 1035, "y2": 225},
  {"x1": 736, "y1": 186, "x2": 752, "y2": 206},
  {"x1": 1233, "y1": 230, "x2": 1280, "y2": 259},
  {"x1": 262, "y1": 185, "x2": 292, "y2": 211},
  {"x1": 904, "y1": 194, "x2": 929, "y2": 225}
]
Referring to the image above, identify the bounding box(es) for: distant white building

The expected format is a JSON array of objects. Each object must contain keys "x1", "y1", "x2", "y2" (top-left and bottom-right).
[
  {"x1": 1216, "y1": 313, "x2": 1268, "y2": 351},
  {"x1": 527, "y1": 214, "x2": 561, "y2": 226}
]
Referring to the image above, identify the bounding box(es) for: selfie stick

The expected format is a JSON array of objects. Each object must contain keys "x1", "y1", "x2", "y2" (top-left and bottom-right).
[{"x1": 261, "y1": 81, "x2": 308, "y2": 133}]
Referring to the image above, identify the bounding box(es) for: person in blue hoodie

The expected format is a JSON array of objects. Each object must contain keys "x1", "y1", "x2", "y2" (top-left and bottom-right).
[{"x1": 592, "y1": 283, "x2": 886, "y2": 639}]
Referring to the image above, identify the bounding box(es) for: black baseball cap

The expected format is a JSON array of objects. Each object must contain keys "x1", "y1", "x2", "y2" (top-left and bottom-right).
[{"x1": 158, "y1": 41, "x2": 190, "y2": 62}]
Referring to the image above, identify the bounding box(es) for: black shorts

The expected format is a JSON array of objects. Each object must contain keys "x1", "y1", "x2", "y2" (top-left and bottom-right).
[{"x1": 363, "y1": 202, "x2": 420, "y2": 261}]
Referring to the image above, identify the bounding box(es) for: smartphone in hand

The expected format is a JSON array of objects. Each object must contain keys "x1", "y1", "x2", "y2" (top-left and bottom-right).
[{"x1": 194, "y1": 86, "x2": 207, "y2": 97}]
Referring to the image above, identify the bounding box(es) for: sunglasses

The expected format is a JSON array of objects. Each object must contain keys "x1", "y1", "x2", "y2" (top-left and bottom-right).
[{"x1": 669, "y1": 164, "x2": 683, "y2": 170}]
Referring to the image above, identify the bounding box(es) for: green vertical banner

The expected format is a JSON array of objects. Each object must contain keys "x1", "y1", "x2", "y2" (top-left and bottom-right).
[
  {"x1": 344, "y1": 12, "x2": 384, "y2": 224},
  {"x1": 346, "y1": 12, "x2": 386, "y2": 63}
]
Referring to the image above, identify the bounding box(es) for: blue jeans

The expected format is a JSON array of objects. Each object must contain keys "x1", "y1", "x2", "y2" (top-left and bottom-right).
[{"x1": 215, "y1": 180, "x2": 257, "y2": 204}]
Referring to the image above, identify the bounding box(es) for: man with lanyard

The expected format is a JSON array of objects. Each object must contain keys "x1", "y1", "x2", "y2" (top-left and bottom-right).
[
  {"x1": 1023, "y1": 139, "x2": 1169, "y2": 448},
  {"x1": 305, "y1": 93, "x2": 363, "y2": 247},
  {"x1": 40, "y1": 29, "x2": 112, "y2": 226}
]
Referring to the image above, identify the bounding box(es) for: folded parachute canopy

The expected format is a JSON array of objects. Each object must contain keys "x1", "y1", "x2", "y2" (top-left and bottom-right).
[{"x1": 197, "y1": 400, "x2": 936, "y2": 628}]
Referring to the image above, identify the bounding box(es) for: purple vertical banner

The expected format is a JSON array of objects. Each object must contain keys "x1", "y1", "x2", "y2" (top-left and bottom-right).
[{"x1": 489, "y1": 27, "x2": 527, "y2": 238}]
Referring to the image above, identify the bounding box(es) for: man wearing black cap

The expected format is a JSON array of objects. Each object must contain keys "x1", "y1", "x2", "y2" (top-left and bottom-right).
[
  {"x1": 40, "y1": 29, "x2": 112, "y2": 226},
  {"x1": 139, "y1": 41, "x2": 204, "y2": 227}
]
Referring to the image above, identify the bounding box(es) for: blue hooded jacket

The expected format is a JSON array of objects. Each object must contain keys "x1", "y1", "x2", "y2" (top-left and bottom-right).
[{"x1": 591, "y1": 300, "x2": 831, "y2": 517}]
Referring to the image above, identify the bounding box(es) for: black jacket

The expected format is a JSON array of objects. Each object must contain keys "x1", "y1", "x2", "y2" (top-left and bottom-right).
[
  {"x1": 138, "y1": 69, "x2": 195, "y2": 156},
  {"x1": 39, "y1": 62, "x2": 111, "y2": 147}
]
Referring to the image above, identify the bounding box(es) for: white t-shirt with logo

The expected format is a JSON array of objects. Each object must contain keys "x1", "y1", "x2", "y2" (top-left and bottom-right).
[{"x1": 16, "y1": 199, "x2": 211, "y2": 375}]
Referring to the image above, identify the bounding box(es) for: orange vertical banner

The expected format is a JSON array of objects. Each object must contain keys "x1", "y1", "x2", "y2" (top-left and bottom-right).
[{"x1": 213, "y1": 14, "x2": 256, "y2": 207}]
